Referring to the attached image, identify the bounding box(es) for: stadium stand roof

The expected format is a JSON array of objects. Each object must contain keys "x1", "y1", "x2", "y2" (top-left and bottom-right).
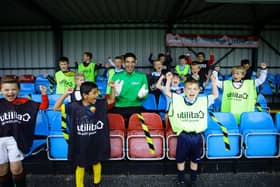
[{"x1": 1, "y1": 0, "x2": 280, "y2": 27}]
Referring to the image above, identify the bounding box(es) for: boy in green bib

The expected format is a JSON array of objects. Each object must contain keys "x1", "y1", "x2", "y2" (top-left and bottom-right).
[
  {"x1": 46, "y1": 56, "x2": 75, "y2": 94},
  {"x1": 213, "y1": 63, "x2": 267, "y2": 123},
  {"x1": 77, "y1": 52, "x2": 97, "y2": 82},
  {"x1": 165, "y1": 72, "x2": 218, "y2": 186}
]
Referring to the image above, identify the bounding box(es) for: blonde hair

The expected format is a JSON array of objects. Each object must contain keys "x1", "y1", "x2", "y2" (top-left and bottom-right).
[
  {"x1": 75, "y1": 73, "x2": 85, "y2": 81},
  {"x1": 232, "y1": 66, "x2": 246, "y2": 75}
]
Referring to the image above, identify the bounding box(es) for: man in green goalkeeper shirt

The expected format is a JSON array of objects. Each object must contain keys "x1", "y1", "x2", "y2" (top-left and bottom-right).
[{"x1": 110, "y1": 52, "x2": 148, "y2": 121}]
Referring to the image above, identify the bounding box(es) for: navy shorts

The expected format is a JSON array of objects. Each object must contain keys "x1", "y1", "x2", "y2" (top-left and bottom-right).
[{"x1": 176, "y1": 132, "x2": 202, "y2": 163}]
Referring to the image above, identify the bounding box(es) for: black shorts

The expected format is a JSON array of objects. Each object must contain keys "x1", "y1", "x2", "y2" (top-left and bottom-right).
[{"x1": 176, "y1": 132, "x2": 202, "y2": 163}]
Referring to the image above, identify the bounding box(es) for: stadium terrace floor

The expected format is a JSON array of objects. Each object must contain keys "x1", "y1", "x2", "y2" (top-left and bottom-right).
[{"x1": 26, "y1": 172, "x2": 280, "y2": 187}]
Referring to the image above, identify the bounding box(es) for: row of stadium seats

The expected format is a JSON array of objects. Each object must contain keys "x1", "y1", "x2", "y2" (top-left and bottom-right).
[
  {"x1": 2, "y1": 72, "x2": 280, "y2": 96},
  {"x1": 28, "y1": 111, "x2": 280, "y2": 160}
]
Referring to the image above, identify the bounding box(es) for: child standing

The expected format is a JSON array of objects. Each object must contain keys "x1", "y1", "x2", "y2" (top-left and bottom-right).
[
  {"x1": 46, "y1": 56, "x2": 75, "y2": 94},
  {"x1": 156, "y1": 73, "x2": 184, "y2": 95},
  {"x1": 0, "y1": 78, "x2": 48, "y2": 187},
  {"x1": 186, "y1": 50, "x2": 215, "y2": 81},
  {"x1": 147, "y1": 60, "x2": 164, "y2": 104},
  {"x1": 164, "y1": 72, "x2": 218, "y2": 187},
  {"x1": 175, "y1": 55, "x2": 190, "y2": 82},
  {"x1": 77, "y1": 52, "x2": 97, "y2": 82},
  {"x1": 213, "y1": 63, "x2": 267, "y2": 123},
  {"x1": 186, "y1": 63, "x2": 208, "y2": 93},
  {"x1": 54, "y1": 81, "x2": 115, "y2": 187}
]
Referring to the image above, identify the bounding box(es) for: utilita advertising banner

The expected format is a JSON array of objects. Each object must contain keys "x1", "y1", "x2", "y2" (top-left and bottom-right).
[{"x1": 166, "y1": 33, "x2": 259, "y2": 48}]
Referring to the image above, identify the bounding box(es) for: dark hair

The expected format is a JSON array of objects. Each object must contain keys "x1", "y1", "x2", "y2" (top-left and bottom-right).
[
  {"x1": 0, "y1": 77, "x2": 20, "y2": 89},
  {"x1": 124, "y1": 52, "x2": 136, "y2": 61},
  {"x1": 158, "y1": 53, "x2": 165, "y2": 59},
  {"x1": 196, "y1": 52, "x2": 205, "y2": 58},
  {"x1": 184, "y1": 79, "x2": 200, "y2": 87},
  {"x1": 59, "y1": 56, "x2": 69, "y2": 63},
  {"x1": 80, "y1": 81, "x2": 98, "y2": 98},
  {"x1": 241, "y1": 59, "x2": 250, "y2": 66},
  {"x1": 83, "y1": 52, "x2": 93, "y2": 59},
  {"x1": 172, "y1": 73, "x2": 180, "y2": 78},
  {"x1": 179, "y1": 55, "x2": 186, "y2": 60}
]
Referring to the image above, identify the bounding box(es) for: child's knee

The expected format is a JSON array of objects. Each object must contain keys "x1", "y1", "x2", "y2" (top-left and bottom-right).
[
  {"x1": 190, "y1": 161, "x2": 198, "y2": 170},
  {"x1": 0, "y1": 163, "x2": 9, "y2": 176},
  {"x1": 10, "y1": 162, "x2": 23, "y2": 175},
  {"x1": 177, "y1": 162, "x2": 185, "y2": 170}
]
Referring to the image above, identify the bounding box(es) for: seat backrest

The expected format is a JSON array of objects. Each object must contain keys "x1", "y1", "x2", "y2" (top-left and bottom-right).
[
  {"x1": 34, "y1": 110, "x2": 49, "y2": 136},
  {"x1": 275, "y1": 113, "x2": 280, "y2": 131},
  {"x1": 267, "y1": 73, "x2": 276, "y2": 81},
  {"x1": 107, "y1": 113, "x2": 125, "y2": 131},
  {"x1": 46, "y1": 110, "x2": 62, "y2": 131},
  {"x1": 19, "y1": 74, "x2": 35, "y2": 83},
  {"x1": 30, "y1": 94, "x2": 42, "y2": 102},
  {"x1": 142, "y1": 94, "x2": 157, "y2": 111},
  {"x1": 207, "y1": 112, "x2": 238, "y2": 130},
  {"x1": 128, "y1": 113, "x2": 163, "y2": 130},
  {"x1": 158, "y1": 94, "x2": 167, "y2": 111},
  {"x1": 35, "y1": 75, "x2": 52, "y2": 94},
  {"x1": 20, "y1": 83, "x2": 35, "y2": 93},
  {"x1": 48, "y1": 94, "x2": 66, "y2": 107},
  {"x1": 260, "y1": 81, "x2": 275, "y2": 95},
  {"x1": 257, "y1": 93, "x2": 267, "y2": 106},
  {"x1": 240, "y1": 112, "x2": 275, "y2": 130},
  {"x1": 3, "y1": 75, "x2": 18, "y2": 80}
]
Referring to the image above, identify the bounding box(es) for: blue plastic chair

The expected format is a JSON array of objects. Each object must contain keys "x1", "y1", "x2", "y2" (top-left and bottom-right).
[
  {"x1": 35, "y1": 75, "x2": 52, "y2": 94},
  {"x1": 275, "y1": 113, "x2": 280, "y2": 132},
  {"x1": 142, "y1": 93, "x2": 157, "y2": 111},
  {"x1": 30, "y1": 94, "x2": 42, "y2": 103},
  {"x1": 255, "y1": 94, "x2": 269, "y2": 112},
  {"x1": 158, "y1": 94, "x2": 168, "y2": 120},
  {"x1": 259, "y1": 74, "x2": 276, "y2": 95},
  {"x1": 48, "y1": 94, "x2": 69, "y2": 109},
  {"x1": 240, "y1": 112, "x2": 280, "y2": 158},
  {"x1": 204, "y1": 112, "x2": 242, "y2": 159},
  {"x1": 20, "y1": 83, "x2": 35, "y2": 94},
  {"x1": 275, "y1": 74, "x2": 280, "y2": 94},
  {"x1": 96, "y1": 80, "x2": 107, "y2": 96},
  {"x1": 46, "y1": 110, "x2": 68, "y2": 160}
]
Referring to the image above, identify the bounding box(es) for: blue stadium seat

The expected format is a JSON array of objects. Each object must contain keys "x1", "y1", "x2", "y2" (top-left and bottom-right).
[
  {"x1": 48, "y1": 94, "x2": 69, "y2": 109},
  {"x1": 224, "y1": 74, "x2": 232, "y2": 80},
  {"x1": 30, "y1": 94, "x2": 42, "y2": 103},
  {"x1": 46, "y1": 110, "x2": 68, "y2": 160},
  {"x1": 240, "y1": 112, "x2": 280, "y2": 158},
  {"x1": 255, "y1": 93, "x2": 269, "y2": 112},
  {"x1": 47, "y1": 110, "x2": 63, "y2": 131},
  {"x1": 204, "y1": 80, "x2": 212, "y2": 94},
  {"x1": 275, "y1": 113, "x2": 280, "y2": 132},
  {"x1": 142, "y1": 93, "x2": 157, "y2": 111},
  {"x1": 158, "y1": 94, "x2": 168, "y2": 120},
  {"x1": 35, "y1": 75, "x2": 53, "y2": 94},
  {"x1": 20, "y1": 83, "x2": 35, "y2": 94},
  {"x1": 96, "y1": 80, "x2": 107, "y2": 96},
  {"x1": 276, "y1": 74, "x2": 280, "y2": 94},
  {"x1": 25, "y1": 110, "x2": 49, "y2": 157},
  {"x1": 204, "y1": 112, "x2": 242, "y2": 159},
  {"x1": 259, "y1": 74, "x2": 276, "y2": 95}
]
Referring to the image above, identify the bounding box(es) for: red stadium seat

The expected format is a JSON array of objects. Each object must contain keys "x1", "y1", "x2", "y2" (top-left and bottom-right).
[
  {"x1": 127, "y1": 113, "x2": 165, "y2": 160},
  {"x1": 165, "y1": 117, "x2": 205, "y2": 160},
  {"x1": 19, "y1": 74, "x2": 36, "y2": 83},
  {"x1": 3, "y1": 75, "x2": 18, "y2": 80},
  {"x1": 108, "y1": 113, "x2": 126, "y2": 160}
]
